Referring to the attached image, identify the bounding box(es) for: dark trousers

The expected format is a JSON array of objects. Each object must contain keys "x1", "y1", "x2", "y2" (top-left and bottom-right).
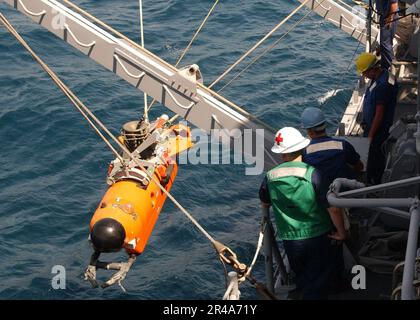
[
  {"x1": 367, "y1": 136, "x2": 387, "y2": 185},
  {"x1": 379, "y1": 23, "x2": 396, "y2": 70},
  {"x1": 283, "y1": 233, "x2": 332, "y2": 300},
  {"x1": 328, "y1": 242, "x2": 346, "y2": 291}
]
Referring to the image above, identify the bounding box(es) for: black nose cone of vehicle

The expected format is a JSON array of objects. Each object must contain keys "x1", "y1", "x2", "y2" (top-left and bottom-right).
[{"x1": 90, "y1": 218, "x2": 126, "y2": 253}]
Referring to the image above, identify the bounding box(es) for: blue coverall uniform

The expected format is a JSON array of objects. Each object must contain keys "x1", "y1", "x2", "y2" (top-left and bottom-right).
[
  {"x1": 363, "y1": 69, "x2": 398, "y2": 184},
  {"x1": 303, "y1": 136, "x2": 361, "y2": 186},
  {"x1": 302, "y1": 136, "x2": 361, "y2": 293},
  {"x1": 376, "y1": 0, "x2": 398, "y2": 70}
]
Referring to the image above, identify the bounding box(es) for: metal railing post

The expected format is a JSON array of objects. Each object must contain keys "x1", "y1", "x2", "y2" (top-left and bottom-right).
[
  {"x1": 367, "y1": 0, "x2": 372, "y2": 52},
  {"x1": 261, "y1": 205, "x2": 274, "y2": 294},
  {"x1": 402, "y1": 42, "x2": 420, "y2": 300},
  {"x1": 401, "y1": 202, "x2": 420, "y2": 300},
  {"x1": 269, "y1": 223, "x2": 289, "y2": 284},
  {"x1": 415, "y1": 41, "x2": 420, "y2": 196},
  {"x1": 337, "y1": 176, "x2": 420, "y2": 197},
  {"x1": 401, "y1": 26, "x2": 420, "y2": 300},
  {"x1": 418, "y1": 40, "x2": 419, "y2": 114}
]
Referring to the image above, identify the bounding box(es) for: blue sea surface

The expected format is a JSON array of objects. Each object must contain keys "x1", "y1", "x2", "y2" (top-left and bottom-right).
[{"x1": 0, "y1": 0, "x2": 362, "y2": 299}]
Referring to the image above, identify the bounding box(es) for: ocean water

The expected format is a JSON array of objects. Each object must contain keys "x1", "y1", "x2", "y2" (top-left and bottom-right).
[{"x1": 0, "y1": 0, "x2": 362, "y2": 299}]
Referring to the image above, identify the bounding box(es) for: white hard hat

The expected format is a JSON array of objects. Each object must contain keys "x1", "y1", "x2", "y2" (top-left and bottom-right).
[{"x1": 271, "y1": 127, "x2": 310, "y2": 154}]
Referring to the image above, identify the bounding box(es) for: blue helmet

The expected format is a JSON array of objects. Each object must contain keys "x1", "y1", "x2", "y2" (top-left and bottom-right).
[{"x1": 301, "y1": 107, "x2": 326, "y2": 129}]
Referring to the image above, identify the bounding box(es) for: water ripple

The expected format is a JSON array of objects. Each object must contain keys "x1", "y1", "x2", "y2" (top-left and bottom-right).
[{"x1": 0, "y1": 0, "x2": 361, "y2": 299}]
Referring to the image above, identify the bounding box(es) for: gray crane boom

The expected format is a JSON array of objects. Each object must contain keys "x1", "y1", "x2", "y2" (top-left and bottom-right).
[{"x1": 1, "y1": 0, "x2": 277, "y2": 172}]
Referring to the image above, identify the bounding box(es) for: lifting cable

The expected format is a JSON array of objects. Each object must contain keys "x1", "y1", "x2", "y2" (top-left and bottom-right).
[
  {"x1": 59, "y1": 1, "x2": 274, "y2": 285},
  {"x1": 209, "y1": 0, "x2": 310, "y2": 89},
  {"x1": 0, "y1": 12, "x2": 271, "y2": 295},
  {"x1": 145, "y1": 0, "x2": 221, "y2": 115},
  {"x1": 218, "y1": 0, "x2": 358, "y2": 93},
  {"x1": 216, "y1": 0, "x2": 362, "y2": 112},
  {"x1": 60, "y1": 0, "x2": 276, "y2": 133},
  {"x1": 176, "y1": 0, "x2": 221, "y2": 66},
  {"x1": 138, "y1": 0, "x2": 149, "y2": 122},
  {"x1": 219, "y1": 218, "x2": 267, "y2": 299},
  {"x1": 217, "y1": 1, "x2": 324, "y2": 93},
  {"x1": 0, "y1": 13, "x2": 124, "y2": 164},
  {"x1": 320, "y1": 28, "x2": 364, "y2": 108},
  {"x1": 0, "y1": 12, "x2": 219, "y2": 249}
]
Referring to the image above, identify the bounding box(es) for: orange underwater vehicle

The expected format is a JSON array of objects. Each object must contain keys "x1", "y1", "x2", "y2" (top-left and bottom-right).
[{"x1": 84, "y1": 115, "x2": 193, "y2": 289}]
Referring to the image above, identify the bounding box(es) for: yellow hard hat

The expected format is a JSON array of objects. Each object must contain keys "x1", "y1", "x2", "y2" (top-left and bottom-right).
[{"x1": 355, "y1": 52, "x2": 380, "y2": 75}]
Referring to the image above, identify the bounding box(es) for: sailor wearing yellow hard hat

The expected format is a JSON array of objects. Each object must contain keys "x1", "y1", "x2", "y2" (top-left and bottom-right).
[
  {"x1": 355, "y1": 52, "x2": 381, "y2": 76},
  {"x1": 355, "y1": 52, "x2": 398, "y2": 185},
  {"x1": 259, "y1": 127, "x2": 336, "y2": 299}
]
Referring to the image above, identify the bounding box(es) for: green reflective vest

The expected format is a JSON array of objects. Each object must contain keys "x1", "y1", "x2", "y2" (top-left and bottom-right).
[{"x1": 267, "y1": 161, "x2": 333, "y2": 240}]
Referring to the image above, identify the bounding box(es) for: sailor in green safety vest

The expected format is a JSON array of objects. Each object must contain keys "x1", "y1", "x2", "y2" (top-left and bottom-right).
[{"x1": 259, "y1": 127, "x2": 341, "y2": 299}]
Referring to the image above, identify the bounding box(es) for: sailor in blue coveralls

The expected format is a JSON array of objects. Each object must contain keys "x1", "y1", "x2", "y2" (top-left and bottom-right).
[
  {"x1": 301, "y1": 107, "x2": 364, "y2": 186},
  {"x1": 301, "y1": 107, "x2": 364, "y2": 294},
  {"x1": 375, "y1": 0, "x2": 399, "y2": 70},
  {"x1": 356, "y1": 53, "x2": 398, "y2": 185}
]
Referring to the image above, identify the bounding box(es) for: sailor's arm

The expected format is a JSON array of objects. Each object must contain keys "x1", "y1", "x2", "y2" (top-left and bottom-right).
[
  {"x1": 344, "y1": 141, "x2": 364, "y2": 173},
  {"x1": 312, "y1": 169, "x2": 347, "y2": 241},
  {"x1": 350, "y1": 161, "x2": 364, "y2": 173},
  {"x1": 327, "y1": 207, "x2": 347, "y2": 241},
  {"x1": 259, "y1": 176, "x2": 271, "y2": 207},
  {"x1": 386, "y1": 1, "x2": 399, "y2": 28}
]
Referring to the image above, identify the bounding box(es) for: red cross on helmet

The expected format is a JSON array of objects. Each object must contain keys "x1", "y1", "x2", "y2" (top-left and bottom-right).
[
  {"x1": 271, "y1": 127, "x2": 310, "y2": 154},
  {"x1": 275, "y1": 133, "x2": 283, "y2": 144}
]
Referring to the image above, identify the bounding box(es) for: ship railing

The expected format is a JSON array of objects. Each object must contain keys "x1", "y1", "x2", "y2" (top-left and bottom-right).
[
  {"x1": 327, "y1": 177, "x2": 420, "y2": 300},
  {"x1": 260, "y1": 206, "x2": 293, "y2": 298}
]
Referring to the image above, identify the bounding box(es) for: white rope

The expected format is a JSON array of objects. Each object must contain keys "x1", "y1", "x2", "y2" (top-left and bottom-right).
[
  {"x1": 217, "y1": 0, "x2": 330, "y2": 93},
  {"x1": 338, "y1": 0, "x2": 365, "y2": 15},
  {"x1": 320, "y1": 28, "x2": 365, "y2": 109},
  {"x1": 2, "y1": 7, "x2": 297, "y2": 296},
  {"x1": 139, "y1": 0, "x2": 145, "y2": 56},
  {"x1": 138, "y1": 0, "x2": 149, "y2": 122},
  {"x1": 222, "y1": 280, "x2": 236, "y2": 300},
  {"x1": 0, "y1": 14, "x2": 123, "y2": 163},
  {"x1": 217, "y1": 8, "x2": 314, "y2": 93},
  {"x1": 1, "y1": 9, "x2": 284, "y2": 298},
  {"x1": 222, "y1": 222, "x2": 266, "y2": 299},
  {"x1": 114, "y1": 54, "x2": 146, "y2": 79},
  {"x1": 146, "y1": 0, "x2": 221, "y2": 113},
  {"x1": 243, "y1": 222, "x2": 266, "y2": 280},
  {"x1": 18, "y1": 0, "x2": 46, "y2": 17},
  {"x1": 176, "y1": 0, "x2": 220, "y2": 66},
  {"x1": 64, "y1": 24, "x2": 96, "y2": 48},
  {"x1": 61, "y1": 0, "x2": 275, "y2": 133},
  {"x1": 0, "y1": 12, "x2": 217, "y2": 246},
  {"x1": 209, "y1": 0, "x2": 310, "y2": 89}
]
